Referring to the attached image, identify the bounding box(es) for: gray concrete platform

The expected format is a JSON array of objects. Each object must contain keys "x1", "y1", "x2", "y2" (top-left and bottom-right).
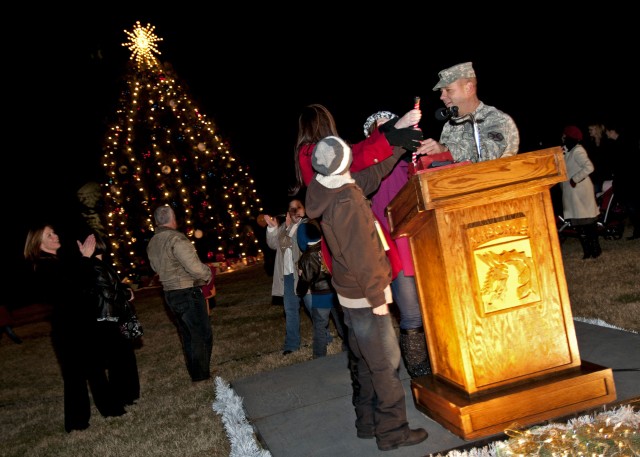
[{"x1": 232, "y1": 321, "x2": 640, "y2": 457}]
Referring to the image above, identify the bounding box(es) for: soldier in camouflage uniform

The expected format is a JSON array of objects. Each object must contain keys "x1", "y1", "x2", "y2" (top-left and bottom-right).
[{"x1": 416, "y1": 62, "x2": 520, "y2": 163}]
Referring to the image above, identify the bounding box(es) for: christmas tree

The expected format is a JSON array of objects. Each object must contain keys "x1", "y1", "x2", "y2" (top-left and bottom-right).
[{"x1": 101, "y1": 22, "x2": 262, "y2": 283}]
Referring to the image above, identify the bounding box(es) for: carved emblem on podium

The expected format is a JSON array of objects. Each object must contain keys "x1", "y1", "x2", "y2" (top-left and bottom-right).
[{"x1": 467, "y1": 214, "x2": 541, "y2": 314}]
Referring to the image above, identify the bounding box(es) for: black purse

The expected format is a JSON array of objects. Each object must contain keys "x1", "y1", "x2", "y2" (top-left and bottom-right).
[{"x1": 118, "y1": 299, "x2": 144, "y2": 339}]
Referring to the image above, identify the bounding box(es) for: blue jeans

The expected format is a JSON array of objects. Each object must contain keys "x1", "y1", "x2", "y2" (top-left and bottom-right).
[
  {"x1": 391, "y1": 271, "x2": 423, "y2": 330},
  {"x1": 164, "y1": 287, "x2": 213, "y2": 381},
  {"x1": 283, "y1": 274, "x2": 312, "y2": 352},
  {"x1": 312, "y1": 307, "x2": 332, "y2": 358},
  {"x1": 342, "y1": 306, "x2": 409, "y2": 446}
]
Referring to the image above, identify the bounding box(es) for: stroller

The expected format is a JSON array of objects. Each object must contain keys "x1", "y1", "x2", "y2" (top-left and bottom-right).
[{"x1": 557, "y1": 181, "x2": 626, "y2": 242}]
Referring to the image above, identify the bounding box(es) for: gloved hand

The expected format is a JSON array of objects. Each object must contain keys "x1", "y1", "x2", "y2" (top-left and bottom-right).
[
  {"x1": 384, "y1": 126, "x2": 423, "y2": 153},
  {"x1": 378, "y1": 117, "x2": 399, "y2": 133},
  {"x1": 378, "y1": 117, "x2": 423, "y2": 152}
]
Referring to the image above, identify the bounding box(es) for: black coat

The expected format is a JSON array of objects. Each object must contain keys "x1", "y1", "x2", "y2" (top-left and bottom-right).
[
  {"x1": 84, "y1": 257, "x2": 132, "y2": 321},
  {"x1": 296, "y1": 243, "x2": 333, "y2": 296}
]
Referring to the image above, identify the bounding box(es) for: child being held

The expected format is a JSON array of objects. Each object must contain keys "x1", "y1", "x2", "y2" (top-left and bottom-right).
[{"x1": 296, "y1": 219, "x2": 336, "y2": 358}]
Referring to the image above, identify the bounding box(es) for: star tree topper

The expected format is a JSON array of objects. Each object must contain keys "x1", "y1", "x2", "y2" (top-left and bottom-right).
[{"x1": 122, "y1": 21, "x2": 163, "y2": 69}]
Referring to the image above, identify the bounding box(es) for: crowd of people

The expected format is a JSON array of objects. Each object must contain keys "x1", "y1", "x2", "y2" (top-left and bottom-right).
[
  {"x1": 260, "y1": 60, "x2": 638, "y2": 451},
  {"x1": 13, "y1": 61, "x2": 637, "y2": 448}
]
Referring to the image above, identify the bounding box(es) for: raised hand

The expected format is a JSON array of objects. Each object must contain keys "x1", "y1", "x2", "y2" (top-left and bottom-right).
[
  {"x1": 395, "y1": 108, "x2": 422, "y2": 130},
  {"x1": 263, "y1": 214, "x2": 278, "y2": 228},
  {"x1": 77, "y1": 234, "x2": 96, "y2": 258}
]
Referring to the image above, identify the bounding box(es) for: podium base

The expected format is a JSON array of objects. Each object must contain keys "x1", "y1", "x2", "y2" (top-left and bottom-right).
[{"x1": 411, "y1": 360, "x2": 616, "y2": 440}]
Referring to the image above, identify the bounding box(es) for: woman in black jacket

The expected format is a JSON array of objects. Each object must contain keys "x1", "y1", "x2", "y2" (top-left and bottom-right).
[
  {"x1": 24, "y1": 225, "x2": 116, "y2": 432},
  {"x1": 85, "y1": 233, "x2": 141, "y2": 408}
]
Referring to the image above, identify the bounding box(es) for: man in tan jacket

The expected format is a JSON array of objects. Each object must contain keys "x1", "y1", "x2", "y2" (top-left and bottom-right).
[{"x1": 147, "y1": 205, "x2": 213, "y2": 382}]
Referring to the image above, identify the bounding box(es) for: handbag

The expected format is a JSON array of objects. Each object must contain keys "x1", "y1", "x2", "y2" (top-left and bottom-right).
[{"x1": 119, "y1": 300, "x2": 144, "y2": 339}]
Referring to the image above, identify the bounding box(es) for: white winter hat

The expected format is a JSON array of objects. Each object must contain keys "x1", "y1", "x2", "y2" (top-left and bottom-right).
[{"x1": 312, "y1": 136, "x2": 353, "y2": 177}]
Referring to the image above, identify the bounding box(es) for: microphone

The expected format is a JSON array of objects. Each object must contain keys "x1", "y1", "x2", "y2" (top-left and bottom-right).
[{"x1": 435, "y1": 106, "x2": 459, "y2": 121}]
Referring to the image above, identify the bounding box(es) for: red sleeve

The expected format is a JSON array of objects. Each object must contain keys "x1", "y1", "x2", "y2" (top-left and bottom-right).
[
  {"x1": 201, "y1": 264, "x2": 216, "y2": 298},
  {"x1": 299, "y1": 144, "x2": 316, "y2": 186},
  {"x1": 376, "y1": 214, "x2": 402, "y2": 280},
  {"x1": 350, "y1": 129, "x2": 393, "y2": 172}
]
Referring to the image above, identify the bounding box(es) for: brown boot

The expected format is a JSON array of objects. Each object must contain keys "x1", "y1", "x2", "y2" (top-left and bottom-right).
[{"x1": 377, "y1": 428, "x2": 429, "y2": 451}]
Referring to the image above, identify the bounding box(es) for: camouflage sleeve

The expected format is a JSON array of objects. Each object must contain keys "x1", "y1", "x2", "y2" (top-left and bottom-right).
[
  {"x1": 440, "y1": 122, "x2": 479, "y2": 163},
  {"x1": 478, "y1": 107, "x2": 520, "y2": 159},
  {"x1": 440, "y1": 105, "x2": 520, "y2": 163}
]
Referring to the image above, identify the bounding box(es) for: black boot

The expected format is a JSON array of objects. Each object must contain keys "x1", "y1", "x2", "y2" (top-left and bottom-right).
[
  {"x1": 587, "y1": 223, "x2": 602, "y2": 258},
  {"x1": 399, "y1": 327, "x2": 431, "y2": 378},
  {"x1": 576, "y1": 226, "x2": 592, "y2": 259}
]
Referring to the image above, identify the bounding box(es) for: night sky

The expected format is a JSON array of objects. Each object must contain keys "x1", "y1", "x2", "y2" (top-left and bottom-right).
[{"x1": 7, "y1": 8, "x2": 637, "y2": 297}]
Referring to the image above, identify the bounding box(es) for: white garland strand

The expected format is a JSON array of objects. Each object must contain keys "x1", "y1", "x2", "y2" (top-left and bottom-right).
[
  {"x1": 213, "y1": 317, "x2": 636, "y2": 457},
  {"x1": 212, "y1": 376, "x2": 272, "y2": 457},
  {"x1": 574, "y1": 316, "x2": 638, "y2": 333}
]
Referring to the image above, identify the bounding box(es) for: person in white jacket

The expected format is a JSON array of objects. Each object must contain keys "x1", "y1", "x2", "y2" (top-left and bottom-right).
[
  {"x1": 560, "y1": 125, "x2": 602, "y2": 259},
  {"x1": 263, "y1": 199, "x2": 312, "y2": 355}
]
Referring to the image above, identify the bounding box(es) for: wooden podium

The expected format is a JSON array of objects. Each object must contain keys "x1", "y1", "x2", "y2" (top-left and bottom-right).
[{"x1": 386, "y1": 147, "x2": 616, "y2": 440}]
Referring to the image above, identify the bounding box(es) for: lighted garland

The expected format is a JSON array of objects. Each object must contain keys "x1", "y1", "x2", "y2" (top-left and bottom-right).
[
  {"x1": 496, "y1": 405, "x2": 639, "y2": 456},
  {"x1": 433, "y1": 405, "x2": 639, "y2": 457}
]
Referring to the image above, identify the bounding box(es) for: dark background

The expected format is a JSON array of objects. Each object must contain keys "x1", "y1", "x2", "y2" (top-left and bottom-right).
[{"x1": 7, "y1": 8, "x2": 637, "y2": 304}]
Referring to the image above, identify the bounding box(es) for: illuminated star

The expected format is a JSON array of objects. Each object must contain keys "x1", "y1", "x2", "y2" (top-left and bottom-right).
[{"x1": 122, "y1": 21, "x2": 163, "y2": 68}]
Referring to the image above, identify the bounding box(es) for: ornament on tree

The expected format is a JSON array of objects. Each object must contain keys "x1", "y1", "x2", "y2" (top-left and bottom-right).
[
  {"x1": 194, "y1": 229, "x2": 204, "y2": 239},
  {"x1": 101, "y1": 22, "x2": 261, "y2": 283}
]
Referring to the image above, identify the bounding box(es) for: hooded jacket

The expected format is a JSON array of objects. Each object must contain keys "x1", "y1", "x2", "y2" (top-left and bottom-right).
[
  {"x1": 305, "y1": 147, "x2": 406, "y2": 308},
  {"x1": 146, "y1": 226, "x2": 212, "y2": 291}
]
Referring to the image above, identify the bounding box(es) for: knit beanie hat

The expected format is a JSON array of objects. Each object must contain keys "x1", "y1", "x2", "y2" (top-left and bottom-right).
[
  {"x1": 312, "y1": 136, "x2": 353, "y2": 176},
  {"x1": 363, "y1": 111, "x2": 398, "y2": 137},
  {"x1": 296, "y1": 221, "x2": 322, "y2": 251},
  {"x1": 563, "y1": 125, "x2": 583, "y2": 142}
]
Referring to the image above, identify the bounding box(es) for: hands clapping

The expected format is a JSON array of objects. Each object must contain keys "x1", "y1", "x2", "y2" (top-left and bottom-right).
[
  {"x1": 77, "y1": 234, "x2": 96, "y2": 258},
  {"x1": 263, "y1": 214, "x2": 279, "y2": 228}
]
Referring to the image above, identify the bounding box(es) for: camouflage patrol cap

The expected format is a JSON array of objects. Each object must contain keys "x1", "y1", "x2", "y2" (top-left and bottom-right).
[{"x1": 432, "y1": 62, "x2": 476, "y2": 91}]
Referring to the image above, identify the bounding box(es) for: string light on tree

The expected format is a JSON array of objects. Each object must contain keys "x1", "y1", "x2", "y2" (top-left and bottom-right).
[{"x1": 101, "y1": 22, "x2": 263, "y2": 283}]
